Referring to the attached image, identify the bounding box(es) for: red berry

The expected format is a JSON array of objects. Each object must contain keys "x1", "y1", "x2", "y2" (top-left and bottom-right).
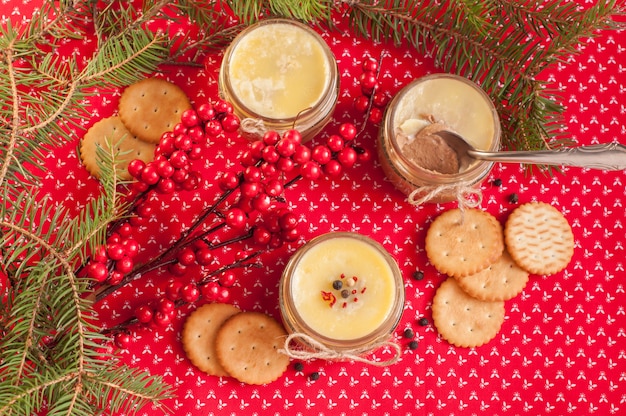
[
  {"x1": 219, "y1": 171, "x2": 240, "y2": 190},
  {"x1": 177, "y1": 247, "x2": 196, "y2": 266},
  {"x1": 153, "y1": 311, "x2": 172, "y2": 327},
  {"x1": 362, "y1": 57, "x2": 378, "y2": 73},
  {"x1": 221, "y1": 114, "x2": 240, "y2": 132},
  {"x1": 140, "y1": 164, "x2": 160, "y2": 185},
  {"x1": 117, "y1": 222, "x2": 133, "y2": 237},
  {"x1": 187, "y1": 126, "x2": 204, "y2": 142},
  {"x1": 261, "y1": 145, "x2": 280, "y2": 163},
  {"x1": 368, "y1": 107, "x2": 383, "y2": 124},
  {"x1": 276, "y1": 138, "x2": 296, "y2": 157},
  {"x1": 195, "y1": 248, "x2": 213, "y2": 266},
  {"x1": 282, "y1": 129, "x2": 302, "y2": 144},
  {"x1": 181, "y1": 109, "x2": 199, "y2": 127},
  {"x1": 214, "y1": 99, "x2": 233, "y2": 114},
  {"x1": 107, "y1": 243, "x2": 125, "y2": 261},
  {"x1": 204, "y1": 119, "x2": 222, "y2": 136},
  {"x1": 201, "y1": 281, "x2": 221, "y2": 301},
  {"x1": 158, "y1": 298, "x2": 176, "y2": 314},
  {"x1": 279, "y1": 212, "x2": 298, "y2": 230},
  {"x1": 219, "y1": 271, "x2": 236, "y2": 288},
  {"x1": 122, "y1": 239, "x2": 139, "y2": 258},
  {"x1": 168, "y1": 262, "x2": 187, "y2": 276},
  {"x1": 225, "y1": 208, "x2": 247, "y2": 229},
  {"x1": 253, "y1": 226, "x2": 272, "y2": 245},
  {"x1": 108, "y1": 270, "x2": 124, "y2": 285},
  {"x1": 293, "y1": 145, "x2": 311, "y2": 164},
  {"x1": 262, "y1": 130, "x2": 280, "y2": 145},
  {"x1": 240, "y1": 181, "x2": 261, "y2": 198},
  {"x1": 127, "y1": 159, "x2": 145, "y2": 178},
  {"x1": 312, "y1": 145, "x2": 332, "y2": 165},
  {"x1": 115, "y1": 256, "x2": 133, "y2": 273},
  {"x1": 338, "y1": 147, "x2": 358, "y2": 168},
  {"x1": 216, "y1": 287, "x2": 230, "y2": 303},
  {"x1": 301, "y1": 161, "x2": 321, "y2": 180},
  {"x1": 252, "y1": 193, "x2": 272, "y2": 212},
  {"x1": 157, "y1": 135, "x2": 176, "y2": 156},
  {"x1": 324, "y1": 159, "x2": 343, "y2": 177},
  {"x1": 115, "y1": 333, "x2": 131, "y2": 349},
  {"x1": 135, "y1": 305, "x2": 154, "y2": 323},
  {"x1": 197, "y1": 103, "x2": 215, "y2": 121},
  {"x1": 277, "y1": 157, "x2": 294, "y2": 172},
  {"x1": 265, "y1": 179, "x2": 283, "y2": 197},
  {"x1": 156, "y1": 178, "x2": 175, "y2": 194},
  {"x1": 359, "y1": 71, "x2": 378, "y2": 91},
  {"x1": 169, "y1": 150, "x2": 189, "y2": 169},
  {"x1": 171, "y1": 168, "x2": 189, "y2": 184},
  {"x1": 326, "y1": 134, "x2": 344, "y2": 152},
  {"x1": 243, "y1": 166, "x2": 262, "y2": 183},
  {"x1": 174, "y1": 134, "x2": 193, "y2": 151},
  {"x1": 87, "y1": 262, "x2": 108, "y2": 282},
  {"x1": 92, "y1": 245, "x2": 108, "y2": 263},
  {"x1": 182, "y1": 173, "x2": 200, "y2": 191},
  {"x1": 372, "y1": 91, "x2": 390, "y2": 107},
  {"x1": 358, "y1": 147, "x2": 372, "y2": 162},
  {"x1": 260, "y1": 162, "x2": 278, "y2": 178},
  {"x1": 181, "y1": 283, "x2": 200, "y2": 303},
  {"x1": 339, "y1": 123, "x2": 357, "y2": 141},
  {"x1": 354, "y1": 95, "x2": 370, "y2": 113},
  {"x1": 282, "y1": 227, "x2": 300, "y2": 242},
  {"x1": 172, "y1": 122, "x2": 188, "y2": 136}
]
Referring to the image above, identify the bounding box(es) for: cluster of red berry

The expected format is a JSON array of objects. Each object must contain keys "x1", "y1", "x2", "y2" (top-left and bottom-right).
[
  {"x1": 353, "y1": 56, "x2": 389, "y2": 124},
  {"x1": 89, "y1": 97, "x2": 364, "y2": 347}
]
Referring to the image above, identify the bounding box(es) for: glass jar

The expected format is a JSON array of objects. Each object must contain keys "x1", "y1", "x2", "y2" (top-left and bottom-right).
[
  {"x1": 279, "y1": 232, "x2": 405, "y2": 352},
  {"x1": 378, "y1": 73, "x2": 501, "y2": 203},
  {"x1": 219, "y1": 18, "x2": 339, "y2": 142}
]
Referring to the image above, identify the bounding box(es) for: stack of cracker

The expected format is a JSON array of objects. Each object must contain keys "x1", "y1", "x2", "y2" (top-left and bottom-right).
[
  {"x1": 425, "y1": 202, "x2": 574, "y2": 348},
  {"x1": 80, "y1": 78, "x2": 192, "y2": 180},
  {"x1": 181, "y1": 303, "x2": 290, "y2": 385}
]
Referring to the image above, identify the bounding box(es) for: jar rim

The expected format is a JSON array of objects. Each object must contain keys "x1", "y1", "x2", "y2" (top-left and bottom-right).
[
  {"x1": 279, "y1": 232, "x2": 405, "y2": 351},
  {"x1": 220, "y1": 18, "x2": 338, "y2": 124},
  {"x1": 384, "y1": 73, "x2": 501, "y2": 185}
]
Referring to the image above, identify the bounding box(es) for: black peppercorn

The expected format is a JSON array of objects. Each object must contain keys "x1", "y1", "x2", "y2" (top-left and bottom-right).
[
  {"x1": 403, "y1": 328, "x2": 414, "y2": 339},
  {"x1": 332, "y1": 280, "x2": 343, "y2": 290},
  {"x1": 408, "y1": 340, "x2": 419, "y2": 350},
  {"x1": 492, "y1": 178, "x2": 502, "y2": 187},
  {"x1": 418, "y1": 317, "x2": 429, "y2": 326},
  {"x1": 309, "y1": 372, "x2": 320, "y2": 381},
  {"x1": 412, "y1": 270, "x2": 424, "y2": 281},
  {"x1": 340, "y1": 289, "x2": 350, "y2": 298},
  {"x1": 508, "y1": 193, "x2": 519, "y2": 203},
  {"x1": 293, "y1": 362, "x2": 304, "y2": 372}
]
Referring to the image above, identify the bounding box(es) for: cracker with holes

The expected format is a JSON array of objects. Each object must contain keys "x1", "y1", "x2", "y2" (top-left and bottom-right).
[
  {"x1": 118, "y1": 78, "x2": 192, "y2": 143},
  {"x1": 181, "y1": 303, "x2": 241, "y2": 377},
  {"x1": 504, "y1": 202, "x2": 574, "y2": 275},
  {"x1": 215, "y1": 311, "x2": 289, "y2": 385},
  {"x1": 432, "y1": 277, "x2": 505, "y2": 348},
  {"x1": 455, "y1": 249, "x2": 529, "y2": 301},
  {"x1": 425, "y1": 208, "x2": 504, "y2": 277},
  {"x1": 80, "y1": 116, "x2": 156, "y2": 180}
]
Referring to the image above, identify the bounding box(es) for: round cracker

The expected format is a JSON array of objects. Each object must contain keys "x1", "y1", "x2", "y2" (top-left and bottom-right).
[
  {"x1": 432, "y1": 277, "x2": 505, "y2": 348},
  {"x1": 504, "y1": 202, "x2": 574, "y2": 275},
  {"x1": 455, "y1": 249, "x2": 529, "y2": 301},
  {"x1": 215, "y1": 312, "x2": 289, "y2": 385},
  {"x1": 181, "y1": 303, "x2": 241, "y2": 377},
  {"x1": 118, "y1": 78, "x2": 192, "y2": 143},
  {"x1": 80, "y1": 116, "x2": 155, "y2": 180},
  {"x1": 425, "y1": 208, "x2": 504, "y2": 277}
]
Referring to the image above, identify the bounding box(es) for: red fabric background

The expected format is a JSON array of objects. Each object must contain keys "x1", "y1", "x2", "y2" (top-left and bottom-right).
[{"x1": 3, "y1": 2, "x2": 626, "y2": 415}]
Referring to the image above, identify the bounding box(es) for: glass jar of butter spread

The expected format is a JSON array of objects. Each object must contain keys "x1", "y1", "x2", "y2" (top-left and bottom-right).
[
  {"x1": 279, "y1": 232, "x2": 404, "y2": 354},
  {"x1": 378, "y1": 73, "x2": 501, "y2": 204},
  {"x1": 219, "y1": 18, "x2": 339, "y2": 142}
]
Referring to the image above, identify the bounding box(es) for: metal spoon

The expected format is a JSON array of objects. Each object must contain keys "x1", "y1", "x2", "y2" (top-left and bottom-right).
[{"x1": 435, "y1": 130, "x2": 626, "y2": 171}]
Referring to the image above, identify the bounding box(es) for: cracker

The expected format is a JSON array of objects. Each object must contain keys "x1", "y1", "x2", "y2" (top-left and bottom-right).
[
  {"x1": 181, "y1": 303, "x2": 241, "y2": 377},
  {"x1": 455, "y1": 249, "x2": 529, "y2": 301},
  {"x1": 80, "y1": 116, "x2": 155, "y2": 180},
  {"x1": 425, "y1": 208, "x2": 504, "y2": 277},
  {"x1": 118, "y1": 78, "x2": 192, "y2": 143},
  {"x1": 432, "y1": 277, "x2": 505, "y2": 348},
  {"x1": 215, "y1": 312, "x2": 289, "y2": 385},
  {"x1": 504, "y1": 202, "x2": 574, "y2": 275}
]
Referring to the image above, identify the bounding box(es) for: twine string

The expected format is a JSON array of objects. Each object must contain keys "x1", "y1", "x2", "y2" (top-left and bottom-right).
[
  {"x1": 240, "y1": 118, "x2": 267, "y2": 137},
  {"x1": 279, "y1": 333, "x2": 402, "y2": 367},
  {"x1": 407, "y1": 182, "x2": 483, "y2": 210}
]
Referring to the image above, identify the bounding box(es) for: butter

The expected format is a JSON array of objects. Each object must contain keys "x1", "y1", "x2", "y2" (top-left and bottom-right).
[
  {"x1": 289, "y1": 236, "x2": 397, "y2": 341},
  {"x1": 227, "y1": 22, "x2": 330, "y2": 120}
]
